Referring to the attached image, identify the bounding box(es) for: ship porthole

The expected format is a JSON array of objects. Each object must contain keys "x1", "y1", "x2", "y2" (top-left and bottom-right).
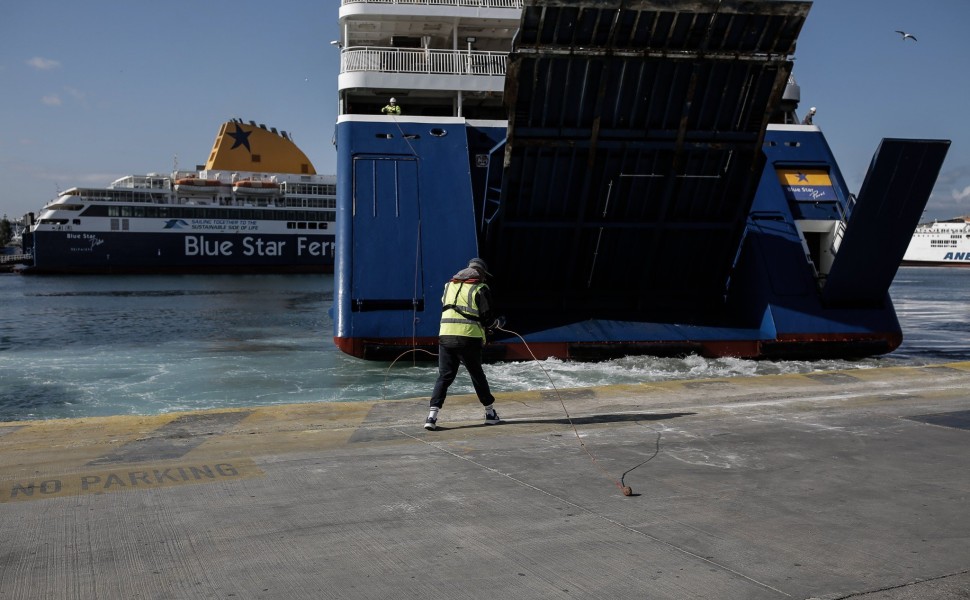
[{"x1": 430, "y1": 128, "x2": 447, "y2": 137}]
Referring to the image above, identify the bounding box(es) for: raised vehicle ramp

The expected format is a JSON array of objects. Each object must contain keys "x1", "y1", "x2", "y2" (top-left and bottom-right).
[{"x1": 487, "y1": 0, "x2": 810, "y2": 322}]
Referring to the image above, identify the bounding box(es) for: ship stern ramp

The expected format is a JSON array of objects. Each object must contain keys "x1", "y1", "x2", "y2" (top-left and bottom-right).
[
  {"x1": 821, "y1": 138, "x2": 950, "y2": 306},
  {"x1": 481, "y1": 0, "x2": 811, "y2": 358},
  {"x1": 721, "y1": 130, "x2": 951, "y2": 360}
]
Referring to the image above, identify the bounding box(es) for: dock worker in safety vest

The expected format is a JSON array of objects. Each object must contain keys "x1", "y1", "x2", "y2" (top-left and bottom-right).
[
  {"x1": 381, "y1": 97, "x2": 401, "y2": 115},
  {"x1": 424, "y1": 258, "x2": 504, "y2": 431}
]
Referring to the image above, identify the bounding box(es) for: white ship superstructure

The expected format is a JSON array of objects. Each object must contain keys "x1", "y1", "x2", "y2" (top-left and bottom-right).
[
  {"x1": 337, "y1": 0, "x2": 522, "y2": 119},
  {"x1": 902, "y1": 217, "x2": 970, "y2": 267}
]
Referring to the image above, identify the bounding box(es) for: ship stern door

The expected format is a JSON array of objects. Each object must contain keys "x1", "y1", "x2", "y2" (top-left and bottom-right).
[{"x1": 350, "y1": 157, "x2": 424, "y2": 334}]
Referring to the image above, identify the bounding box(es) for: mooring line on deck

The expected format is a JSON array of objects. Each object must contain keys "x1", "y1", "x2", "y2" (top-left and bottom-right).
[{"x1": 495, "y1": 325, "x2": 631, "y2": 495}]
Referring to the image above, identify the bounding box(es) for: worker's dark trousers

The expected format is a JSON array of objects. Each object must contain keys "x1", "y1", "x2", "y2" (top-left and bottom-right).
[{"x1": 430, "y1": 336, "x2": 495, "y2": 409}]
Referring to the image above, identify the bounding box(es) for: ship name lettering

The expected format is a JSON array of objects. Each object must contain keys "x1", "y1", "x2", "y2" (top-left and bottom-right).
[
  {"x1": 297, "y1": 237, "x2": 326, "y2": 257},
  {"x1": 185, "y1": 235, "x2": 234, "y2": 256},
  {"x1": 943, "y1": 252, "x2": 969, "y2": 261},
  {"x1": 242, "y1": 237, "x2": 285, "y2": 256}
]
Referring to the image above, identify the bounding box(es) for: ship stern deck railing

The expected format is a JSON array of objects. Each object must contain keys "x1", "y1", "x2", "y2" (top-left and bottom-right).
[
  {"x1": 341, "y1": 0, "x2": 522, "y2": 7},
  {"x1": 340, "y1": 47, "x2": 508, "y2": 77}
]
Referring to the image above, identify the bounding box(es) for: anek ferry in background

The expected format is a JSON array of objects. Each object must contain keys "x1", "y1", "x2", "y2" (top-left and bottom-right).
[
  {"x1": 332, "y1": 0, "x2": 950, "y2": 362},
  {"x1": 21, "y1": 120, "x2": 335, "y2": 274},
  {"x1": 902, "y1": 217, "x2": 970, "y2": 267}
]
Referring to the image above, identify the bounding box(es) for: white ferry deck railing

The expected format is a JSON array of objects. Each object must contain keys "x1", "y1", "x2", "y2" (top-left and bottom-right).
[
  {"x1": 341, "y1": 0, "x2": 522, "y2": 8},
  {"x1": 342, "y1": 47, "x2": 507, "y2": 77}
]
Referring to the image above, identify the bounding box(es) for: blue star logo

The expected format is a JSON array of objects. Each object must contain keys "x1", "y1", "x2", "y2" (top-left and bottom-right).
[
  {"x1": 163, "y1": 219, "x2": 190, "y2": 229},
  {"x1": 228, "y1": 124, "x2": 252, "y2": 153},
  {"x1": 796, "y1": 172, "x2": 808, "y2": 182}
]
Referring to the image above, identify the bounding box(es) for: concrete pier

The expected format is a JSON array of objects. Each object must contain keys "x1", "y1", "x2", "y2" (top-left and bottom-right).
[{"x1": 2, "y1": 362, "x2": 969, "y2": 599}]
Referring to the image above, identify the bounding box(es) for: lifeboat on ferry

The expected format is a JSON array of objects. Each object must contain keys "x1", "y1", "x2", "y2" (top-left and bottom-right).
[
  {"x1": 174, "y1": 178, "x2": 228, "y2": 195},
  {"x1": 233, "y1": 179, "x2": 279, "y2": 194}
]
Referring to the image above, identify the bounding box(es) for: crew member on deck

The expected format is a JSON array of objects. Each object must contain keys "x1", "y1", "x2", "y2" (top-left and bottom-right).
[
  {"x1": 381, "y1": 97, "x2": 401, "y2": 115},
  {"x1": 802, "y1": 106, "x2": 816, "y2": 125}
]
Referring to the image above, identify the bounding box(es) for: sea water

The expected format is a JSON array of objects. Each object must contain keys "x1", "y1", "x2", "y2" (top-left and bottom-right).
[{"x1": 1, "y1": 268, "x2": 968, "y2": 421}]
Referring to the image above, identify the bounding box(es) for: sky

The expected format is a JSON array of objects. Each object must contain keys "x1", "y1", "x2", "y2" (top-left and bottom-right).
[{"x1": 1, "y1": 0, "x2": 969, "y2": 223}]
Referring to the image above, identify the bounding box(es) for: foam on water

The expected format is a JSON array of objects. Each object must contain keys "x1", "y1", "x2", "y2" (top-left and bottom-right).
[{"x1": 1, "y1": 268, "x2": 969, "y2": 421}]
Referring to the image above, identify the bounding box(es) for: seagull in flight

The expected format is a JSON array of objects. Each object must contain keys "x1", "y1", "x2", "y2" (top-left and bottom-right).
[{"x1": 895, "y1": 30, "x2": 917, "y2": 42}]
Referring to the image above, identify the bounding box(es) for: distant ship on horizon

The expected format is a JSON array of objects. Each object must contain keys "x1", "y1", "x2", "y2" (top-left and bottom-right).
[
  {"x1": 902, "y1": 216, "x2": 970, "y2": 267},
  {"x1": 20, "y1": 119, "x2": 336, "y2": 274}
]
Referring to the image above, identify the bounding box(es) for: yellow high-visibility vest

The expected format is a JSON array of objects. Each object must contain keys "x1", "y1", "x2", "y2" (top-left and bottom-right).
[{"x1": 439, "y1": 280, "x2": 486, "y2": 340}]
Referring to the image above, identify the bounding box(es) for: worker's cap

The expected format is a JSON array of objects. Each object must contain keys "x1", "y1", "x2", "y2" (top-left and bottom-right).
[
  {"x1": 468, "y1": 258, "x2": 491, "y2": 277},
  {"x1": 390, "y1": 97, "x2": 397, "y2": 103},
  {"x1": 809, "y1": 106, "x2": 816, "y2": 112}
]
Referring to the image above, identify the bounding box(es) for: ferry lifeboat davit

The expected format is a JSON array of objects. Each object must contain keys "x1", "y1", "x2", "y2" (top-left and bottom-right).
[
  {"x1": 174, "y1": 177, "x2": 228, "y2": 195},
  {"x1": 233, "y1": 179, "x2": 279, "y2": 194}
]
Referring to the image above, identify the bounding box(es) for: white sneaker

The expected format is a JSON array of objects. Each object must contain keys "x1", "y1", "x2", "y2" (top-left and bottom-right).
[{"x1": 484, "y1": 408, "x2": 501, "y2": 425}]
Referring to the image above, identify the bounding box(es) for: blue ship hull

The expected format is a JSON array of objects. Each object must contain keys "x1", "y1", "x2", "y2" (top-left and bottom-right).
[
  {"x1": 27, "y1": 230, "x2": 334, "y2": 274},
  {"x1": 332, "y1": 0, "x2": 949, "y2": 361}
]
